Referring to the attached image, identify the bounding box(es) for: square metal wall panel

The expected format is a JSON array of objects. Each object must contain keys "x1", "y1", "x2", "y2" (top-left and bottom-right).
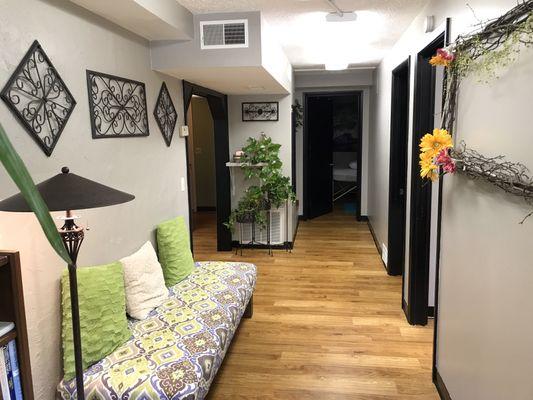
[
  {"x1": 1, "y1": 40, "x2": 76, "y2": 156},
  {"x1": 86, "y1": 70, "x2": 149, "y2": 138}
]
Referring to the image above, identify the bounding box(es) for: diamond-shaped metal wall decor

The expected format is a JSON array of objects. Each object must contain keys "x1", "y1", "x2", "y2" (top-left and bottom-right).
[
  {"x1": 154, "y1": 82, "x2": 177, "y2": 147},
  {"x1": 1, "y1": 40, "x2": 76, "y2": 156},
  {"x1": 86, "y1": 70, "x2": 149, "y2": 139}
]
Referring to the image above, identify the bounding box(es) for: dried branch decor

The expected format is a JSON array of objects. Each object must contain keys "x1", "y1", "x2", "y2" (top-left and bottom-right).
[{"x1": 420, "y1": 1, "x2": 533, "y2": 219}]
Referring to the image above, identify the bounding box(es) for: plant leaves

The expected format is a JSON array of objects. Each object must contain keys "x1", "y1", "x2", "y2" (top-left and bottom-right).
[{"x1": 0, "y1": 123, "x2": 72, "y2": 264}]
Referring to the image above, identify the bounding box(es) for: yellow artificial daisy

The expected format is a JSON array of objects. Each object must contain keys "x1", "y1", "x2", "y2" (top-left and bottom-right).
[
  {"x1": 419, "y1": 129, "x2": 453, "y2": 158},
  {"x1": 420, "y1": 161, "x2": 439, "y2": 181}
]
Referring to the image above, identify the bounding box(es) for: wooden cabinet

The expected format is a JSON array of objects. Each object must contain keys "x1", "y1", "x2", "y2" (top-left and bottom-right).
[{"x1": 0, "y1": 252, "x2": 34, "y2": 399}]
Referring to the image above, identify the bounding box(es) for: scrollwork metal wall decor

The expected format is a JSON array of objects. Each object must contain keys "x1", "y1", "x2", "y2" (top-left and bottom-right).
[
  {"x1": 86, "y1": 70, "x2": 149, "y2": 138},
  {"x1": 0, "y1": 40, "x2": 76, "y2": 156},
  {"x1": 154, "y1": 82, "x2": 177, "y2": 146},
  {"x1": 242, "y1": 102, "x2": 279, "y2": 121}
]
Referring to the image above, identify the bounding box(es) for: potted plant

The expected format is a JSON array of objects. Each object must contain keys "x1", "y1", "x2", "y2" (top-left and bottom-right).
[{"x1": 225, "y1": 135, "x2": 295, "y2": 233}]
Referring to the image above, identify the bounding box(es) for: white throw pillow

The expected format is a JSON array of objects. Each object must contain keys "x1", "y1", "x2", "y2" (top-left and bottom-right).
[{"x1": 120, "y1": 241, "x2": 168, "y2": 320}]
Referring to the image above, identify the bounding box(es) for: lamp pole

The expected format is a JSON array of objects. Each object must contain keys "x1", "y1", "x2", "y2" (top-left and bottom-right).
[{"x1": 59, "y1": 207, "x2": 85, "y2": 400}]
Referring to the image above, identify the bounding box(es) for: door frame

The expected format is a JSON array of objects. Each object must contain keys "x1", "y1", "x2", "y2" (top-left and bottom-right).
[
  {"x1": 183, "y1": 80, "x2": 232, "y2": 252},
  {"x1": 303, "y1": 90, "x2": 363, "y2": 220},
  {"x1": 432, "y1": 17, "x2": 452, "y2": 388},
  {"x1": 404, "y1": 31, "x2": 446, "y2": 325},
  {"x1": 387, "y1": 57, "x2": 411, "y2": 278}
]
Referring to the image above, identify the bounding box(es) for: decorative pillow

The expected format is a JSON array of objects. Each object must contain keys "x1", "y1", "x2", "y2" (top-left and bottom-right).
[
  {"x1": 120, "y1": 241, "x2": 168, "y2": 320},
  {"x1": 156, "y1": 216, "x2": 195, "y2": 287},
  {"x1": 61, "y1": 262, "x2": 131, "y2": 380}
]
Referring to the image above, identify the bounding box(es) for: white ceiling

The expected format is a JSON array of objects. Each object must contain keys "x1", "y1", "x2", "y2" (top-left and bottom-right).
[{"x1": 177, "y1": 0, "x2": 428, "y2": 68}]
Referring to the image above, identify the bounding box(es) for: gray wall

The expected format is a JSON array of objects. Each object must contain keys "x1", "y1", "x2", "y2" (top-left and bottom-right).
[
  {"x1": 0, "y1": 1, "x2": 189, "y2": 398},
  {"x1": 369, "y1": 0, "x2": 533, "y2": 398},
  {"x1": 151, "y1": 11, "x2": 262, "y2": 70}
]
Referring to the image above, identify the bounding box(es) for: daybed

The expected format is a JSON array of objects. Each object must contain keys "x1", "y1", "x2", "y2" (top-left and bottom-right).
[{"x1": 57, "y1": 261, "x2": 256, "y2": 400}]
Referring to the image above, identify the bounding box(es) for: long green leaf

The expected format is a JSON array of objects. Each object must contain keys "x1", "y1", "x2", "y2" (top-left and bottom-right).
[{"x1": 0, "y1": 123, "x2": 72, "y2": 264}]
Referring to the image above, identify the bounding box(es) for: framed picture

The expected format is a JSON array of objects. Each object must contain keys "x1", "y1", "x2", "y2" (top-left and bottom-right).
[
  {"x1": 242, "y1": 102, "x2": 279, "y2": 122},
  {"x1": 86, "y1": 70, "x2": 149, "y2": 138}
]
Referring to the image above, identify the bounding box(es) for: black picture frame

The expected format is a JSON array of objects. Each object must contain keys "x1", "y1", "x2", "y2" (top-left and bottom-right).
[
  {"x1": 242, "y1": 101, "x2": 279, "y2": 121},
  {"x1": 86, "y1": 70, "x2": 149, "y2": 138},
  {"x1": 0, "y1": 40, "x2": 76, "y2": 156},
  {"x1": 153, "y1": 82, "x2": 177, "y2": 147}
]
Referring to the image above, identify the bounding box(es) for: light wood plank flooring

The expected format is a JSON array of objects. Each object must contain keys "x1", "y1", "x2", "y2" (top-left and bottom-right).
[{"x1": 192, "y1": 210, "x2": 438, "y2": 399}]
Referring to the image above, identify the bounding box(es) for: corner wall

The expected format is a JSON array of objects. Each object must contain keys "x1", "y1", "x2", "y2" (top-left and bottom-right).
[
  {"x1": 369, "y1": 0, "x2": 533, "y2": 398},
  {"x1": 0, "y1": 1, "x2": 189, "y2": 398}
]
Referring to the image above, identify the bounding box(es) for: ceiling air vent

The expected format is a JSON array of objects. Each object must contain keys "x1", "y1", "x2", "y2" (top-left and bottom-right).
[{"x1": 200, "y1": 20, "x2": 248, "y2": 49}]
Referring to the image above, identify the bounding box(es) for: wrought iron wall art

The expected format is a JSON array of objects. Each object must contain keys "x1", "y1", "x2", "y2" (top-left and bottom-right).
[
  {"x1": 0, "y1": 40, "x2": 76, "y2": 156},
  {"x1": 242, "y1": 102, "x2": 279, "y2": 121},
  {"x1": 86, "y1": 70, "x2": 149, "y2": 138},
  {"x1": 153, "y1": 82, "x2": 177, "y2": 146}
]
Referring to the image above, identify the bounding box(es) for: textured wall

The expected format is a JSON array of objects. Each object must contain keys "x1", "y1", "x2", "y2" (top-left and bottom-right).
[
  {"x1": 0, "y1": 0, "x2": 189, "y2": 398},
  {"x1": 368, "y1": 0, "x2": 533, "y2": 398}
]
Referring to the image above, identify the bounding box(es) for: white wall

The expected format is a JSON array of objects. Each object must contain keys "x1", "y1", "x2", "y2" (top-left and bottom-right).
[
  {"x1": 293, "y1": 69, "x2": 373, "y2": 216},
  {"x1": 0, "y1": 1, "x2": 189, "y2": 398},
  {"x1": 369, "y1": 0, "x2": 533, "y2": 398}
]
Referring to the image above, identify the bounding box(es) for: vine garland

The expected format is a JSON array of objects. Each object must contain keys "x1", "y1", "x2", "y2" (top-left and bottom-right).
[{"x1": 420, "y1": 0, "x2": 533, "y2": 221}]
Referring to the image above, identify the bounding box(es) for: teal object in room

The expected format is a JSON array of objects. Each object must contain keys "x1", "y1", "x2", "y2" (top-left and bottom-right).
[
  {"x1": 157, "y1": 216, "x2": 195, "y2": 286},
  {"x1": 61, "y1": 262, "x2": 131, "y2": 380}
]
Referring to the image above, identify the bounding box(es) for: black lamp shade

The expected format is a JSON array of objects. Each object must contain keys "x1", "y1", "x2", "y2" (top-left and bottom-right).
[{"x1": 0, "y1": 167, "x2": 134, "y2": 212}]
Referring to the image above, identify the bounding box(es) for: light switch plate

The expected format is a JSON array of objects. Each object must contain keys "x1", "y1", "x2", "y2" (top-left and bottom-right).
[{"x1": 179, "y1": 125, "x2": 189, "y2": 137}]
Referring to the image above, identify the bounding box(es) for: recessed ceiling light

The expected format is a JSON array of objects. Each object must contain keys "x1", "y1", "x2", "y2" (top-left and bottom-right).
[{"x1": 325, "y1": 62, "x2": 348, "y2": 71}]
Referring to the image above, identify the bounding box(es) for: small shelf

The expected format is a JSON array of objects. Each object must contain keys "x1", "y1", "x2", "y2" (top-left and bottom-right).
[
  {"x1": 226, "y1": 162, "x2": 267, "y2": 168},
  {"x1": 0, "y1": 330, "x2": 17, "y2": 347}
]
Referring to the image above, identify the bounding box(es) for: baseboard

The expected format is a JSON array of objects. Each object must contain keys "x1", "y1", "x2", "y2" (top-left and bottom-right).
[
  {"x1": 196, "y1": 206, "x2": 216, "y2": 211},
  {"x1": 367, "y1": 220, "x2": 388, "y2": 273},
  {"x1": 428, "y1": 306, "x2": 435, "y2": 318},
  {"x1": 231, "y1": 241, "x2": 292, "y2": 250},
  {"x1": 434, "y1": 369, "x2": 452, "y2": 400},
  {"x1": 366, "y1": 220, "x2": 382, "y2": 256},
  {"x1": 358, "y1": 215, "x2": 369, "y2": 222}
]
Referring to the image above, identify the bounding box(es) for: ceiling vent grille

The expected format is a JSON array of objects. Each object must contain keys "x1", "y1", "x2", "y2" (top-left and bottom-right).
[{"x1": 200, "y1": 20, "x2": 248, "y2": 49}]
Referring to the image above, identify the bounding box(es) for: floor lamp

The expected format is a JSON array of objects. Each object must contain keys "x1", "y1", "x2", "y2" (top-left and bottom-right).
[{"x1": 0, "y1": 167, "x2": 134, "y2": 400}]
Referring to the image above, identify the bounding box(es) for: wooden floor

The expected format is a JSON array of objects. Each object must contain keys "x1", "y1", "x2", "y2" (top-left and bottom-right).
[{"x1": 192, "y1": 209, "x2": 438, "y2": 399}]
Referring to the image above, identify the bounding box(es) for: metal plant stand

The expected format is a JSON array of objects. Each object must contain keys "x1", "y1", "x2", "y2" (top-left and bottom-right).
[{"x1": 235, "y1": 209, "x2": 272, "y2": 256}]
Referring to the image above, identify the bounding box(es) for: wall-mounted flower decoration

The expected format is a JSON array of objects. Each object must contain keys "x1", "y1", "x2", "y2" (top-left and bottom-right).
[
  {"x1": 429, "y1": 47, "x2": 455, "y2": 67},
  {"x1": 419, "y1": 129, "x2": 454, "y2": 181},
  {"x1": 419, "y1": 1, "x2": 533, "y2": 220}
]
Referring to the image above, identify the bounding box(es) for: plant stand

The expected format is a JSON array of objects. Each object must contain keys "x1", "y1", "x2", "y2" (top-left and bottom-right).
[{"x1": 235, "y1": 211, "x2": 272, "y2": 256}]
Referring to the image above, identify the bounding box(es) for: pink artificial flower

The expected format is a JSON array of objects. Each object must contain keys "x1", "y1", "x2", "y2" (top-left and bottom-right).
[
  {"x1": 435, "y1": 149, "x2": 456, "y2": 174},
  {"x1": 436, "y1": 48, "x2": 455, "y2": 62}
]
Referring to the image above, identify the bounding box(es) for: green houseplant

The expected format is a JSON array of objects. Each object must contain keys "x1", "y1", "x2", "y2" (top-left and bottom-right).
[
  {"x1": 0, "y1": 122, "x2": 72, "y2": 264},
  {"x1": 225, "y1": 134, "x2": 295, "y2": 232}
]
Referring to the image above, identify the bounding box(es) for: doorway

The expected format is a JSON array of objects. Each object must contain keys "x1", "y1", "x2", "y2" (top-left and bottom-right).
[
  {"x1": 387, "y1": 58, "x2": 410, "y2": 277},
  {"x1": 405, "y1": 32, "x2": 446, "y2": 325},
  {"x1": 183, "y1": 81, "x2": 232, "y2": 252},
  {"x1": 303, "y1": 91, "x2": 363, "y2": 220},
  {"x1": 187, "y1": 96, "x2": 217, "y2": 252}
]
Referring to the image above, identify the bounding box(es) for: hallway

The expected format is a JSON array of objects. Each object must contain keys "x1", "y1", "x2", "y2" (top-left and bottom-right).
[{"x1": 194, "y1": 210, "x2": 438, "y2": 399}]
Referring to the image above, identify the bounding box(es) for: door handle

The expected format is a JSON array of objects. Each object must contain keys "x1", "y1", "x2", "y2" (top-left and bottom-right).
[
  {"x1": 329, "y1": 163, "x2": 334, "y2": 166},
  {"x1": 399, "y1": 188, "x2": 405, "y2": 196}
]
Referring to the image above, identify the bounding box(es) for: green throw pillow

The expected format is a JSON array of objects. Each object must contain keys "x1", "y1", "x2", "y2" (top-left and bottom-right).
[
  {"x1": 157, "y1": 216, "x2": 195, "y2": 286},
  {"x1": 61, "y1": 262, "x2": 131, "y2": 380}
]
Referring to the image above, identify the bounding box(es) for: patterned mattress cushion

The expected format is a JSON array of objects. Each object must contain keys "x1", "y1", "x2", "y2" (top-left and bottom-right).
[{"x1": 57, "y1": 261, "x2": 257, "y2": 400}]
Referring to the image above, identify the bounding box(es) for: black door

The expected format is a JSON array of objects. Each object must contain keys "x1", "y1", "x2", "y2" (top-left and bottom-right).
[
  {"x1": 387, "y1": 58, "x2": 410, "y2": 276},
  {"x1": 406, "y1": 33, "x2": 445, "y2": 325},
  {"x1": 306, "y1": 96, "x2": 333, "y2": 219}
]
